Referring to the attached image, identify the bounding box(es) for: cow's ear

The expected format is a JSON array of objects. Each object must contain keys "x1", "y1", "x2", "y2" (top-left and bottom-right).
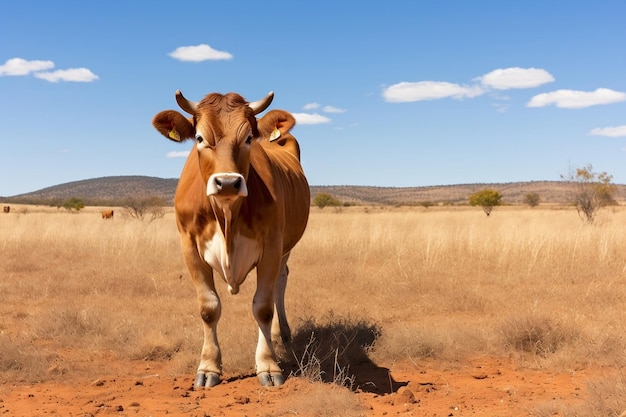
[
  {"x1": 257, "y1": 110, "x2": 296, "y2": 141},
  {"x1": 152, "y1": 110, "x2": 195, "y2": 142},
  {"x1": 257, "y1": 109, "x2": 301, "y2": 160}
]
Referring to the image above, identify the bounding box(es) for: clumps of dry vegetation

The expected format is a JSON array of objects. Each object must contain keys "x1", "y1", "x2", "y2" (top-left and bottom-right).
[
  {"x1": 499, "y1": 314, "x2": 581, "y2": 357},
  {"x1": 371, "y1": 322, "x2": 449, "y2": 363},
  {"x1": 287, "y1": 314, "x2": 379, "y2": 390},
  {"x1": 2, "y1": 204, "x2": 626, "y2": 414},
  {"x1": 122, "y1": 195, "x2": 166, "y2": 221},
  {"x1": 0, "y1": 208, "x2": 197, "y2": 382},
  {"x1": 0, "y1": 337, "x2": 49, "y2": 379},
  {"x1": 273, "y1": 382, "x2": 366, "y2": 417},
  {"x1": 531, "y1": 374, "x2": 626, "y2": 417},
  {"x1": 582, "y1": 375, "x2": 626, "y2": 417}
]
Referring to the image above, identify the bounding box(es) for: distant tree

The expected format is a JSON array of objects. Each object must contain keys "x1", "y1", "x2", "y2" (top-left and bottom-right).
[
  {"x1": 123, "y1": 195, "x2": 166, "y2": 221},
  {"x1": 561, "y1": 164, "x2": 616, "y2": 223},
  {"x1": 524, "y1": 193, "x2": 541, "y2": 208},
  {"x1": 313, "y1": 193, "x2": 342, "y2": 209},
  {"x1": 469, "y1": 189, "x2": 502, "y2": 216},
  {"x1": 62, "y1": 197, "x2": 85, "y2": 211}
]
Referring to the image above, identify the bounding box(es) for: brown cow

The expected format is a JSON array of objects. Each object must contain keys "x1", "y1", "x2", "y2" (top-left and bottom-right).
[
  {"x1": 2, "y1": 206, "x2": 9, "y2": 213},
  {"x1": 152, "y1": 90, "x2": 310, "y2": 388},
  {"x1": 101, "y1": 210, "x2": 114, "y2": 219}
]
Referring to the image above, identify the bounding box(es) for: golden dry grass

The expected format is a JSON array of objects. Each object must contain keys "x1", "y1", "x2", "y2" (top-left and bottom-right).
[{"x1": 1, "y1": 204, "x2": 626, "y2": 415}]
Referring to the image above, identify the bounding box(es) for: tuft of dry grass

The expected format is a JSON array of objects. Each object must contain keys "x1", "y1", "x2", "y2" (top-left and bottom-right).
[
  {"x1": 498, "y1": 314, "x2": 581, "y2": 357},
  {"x1": 581, "y1": 375, "x2": 626, "y2": 417},
  {"x1": 272, "y1": 382, "x2": 366, "y2": 417},
  {"x1": 531, "y1": 373, "x2": 626, "y2": 417},
  {"x1": 287, "y1": 314, "x2": 379, "y2": 390}
]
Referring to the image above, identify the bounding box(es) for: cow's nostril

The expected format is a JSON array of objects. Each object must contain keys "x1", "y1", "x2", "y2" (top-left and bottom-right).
[{"x1": 234, "y1": 177, "x2": 241, "y2": 190}]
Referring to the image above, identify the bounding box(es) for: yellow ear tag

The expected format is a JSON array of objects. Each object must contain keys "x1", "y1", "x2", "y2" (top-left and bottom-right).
[
  {"x1": 168, "y1": 129, "x2": 181, "y2": 141},
  {"x1": 269, "y1": 128, "x2": 281, "y2": 142}
]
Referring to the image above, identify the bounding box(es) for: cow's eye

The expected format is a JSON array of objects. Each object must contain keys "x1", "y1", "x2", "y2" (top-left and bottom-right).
[
  {"x1": 245, "y1": 135, "x2": 253, "y2": 145},
  {"x1": 195, "y1": 134, "x2": 203, "y2": 144}
]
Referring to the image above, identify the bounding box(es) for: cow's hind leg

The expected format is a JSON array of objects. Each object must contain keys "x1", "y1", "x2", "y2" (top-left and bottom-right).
[{"x1": 272, "y1": 252, "x2": 292, "y2": 347}]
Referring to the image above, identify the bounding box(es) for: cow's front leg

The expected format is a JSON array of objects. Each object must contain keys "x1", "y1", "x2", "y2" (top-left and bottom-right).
[
  {"x1": 182, "y1": 241, "x2": 222, "y2": 388},
  {"x1": 253, "y1": 260, "x2": 284, "y2": 387},
  {"x1": 195, "y1": 276, "x2": 222, "y2": 388}
]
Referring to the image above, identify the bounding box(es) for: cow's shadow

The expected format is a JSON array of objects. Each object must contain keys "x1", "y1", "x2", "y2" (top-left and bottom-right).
[{"x1": 280, "y1": 315, "x2": 407, "y2": 395}]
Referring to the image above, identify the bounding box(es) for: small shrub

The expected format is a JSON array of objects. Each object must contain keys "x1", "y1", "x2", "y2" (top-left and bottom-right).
[
  {"x1": 469, "y1": 189, "x2": 502, "y2": 216},
  {"x1": 561, "y1": 164, "x2": 616, "y2": 223},
  {"x1": 524, "y1": 193, "x2": 541, "y2": 207},
  {"x1": 61, "y1": 197, "x2": 85, "y2": 211},
  {"x1": 313, "y1": 193, "x2": 342, "y2": 209},
  {"x1": 123, "y1": 195, "x2": 166, "y2": 221}
]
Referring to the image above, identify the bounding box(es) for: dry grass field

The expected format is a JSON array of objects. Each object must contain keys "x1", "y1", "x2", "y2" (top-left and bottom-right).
[{"x1": 1, "y1": 204, "x2": 626, "y2": 416}]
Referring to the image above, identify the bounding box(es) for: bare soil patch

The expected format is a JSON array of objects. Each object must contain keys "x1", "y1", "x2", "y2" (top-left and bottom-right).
[{"x1": 1, "y1": 354, "x2": 609, "y2": 417}]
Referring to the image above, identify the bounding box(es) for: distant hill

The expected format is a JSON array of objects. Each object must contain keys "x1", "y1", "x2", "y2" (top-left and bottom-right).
[
  {"x1": 3, "y1": 176, "x2": 179, "y2": 206},
  {"x1": 3, "y1": 175, "x2": 626, "y2": 206}
]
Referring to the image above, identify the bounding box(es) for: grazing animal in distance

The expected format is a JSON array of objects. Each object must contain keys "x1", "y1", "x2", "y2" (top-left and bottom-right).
[
  {"x1": 152, "y1": 90, "x2": 310, "y2": 388},
  {"x1": 101, "y1": 210, "x2": 114, "y2": 219},
  {"x1": 2, "y1": 206, "x2": 9, "y2": 213}
]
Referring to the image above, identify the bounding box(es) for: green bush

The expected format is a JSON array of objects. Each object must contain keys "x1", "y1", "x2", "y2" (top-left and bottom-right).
[
  {"x1": 469, "y1": 189, "x2": 501, "y2": 216},
  {"x1": 61, "y1": 197, "x2": 85, "y2": 211},
  {"x1": 313, "y1": 193, "x2": 342, "y2": 209}
]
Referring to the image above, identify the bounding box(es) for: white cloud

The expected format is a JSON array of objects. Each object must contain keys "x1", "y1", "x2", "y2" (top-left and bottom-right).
[
  {"x1": 292, "y1": 113, "x2": 331, "y2": 125},
  {"x1": 527, "y1": 88, "x2": 626, "y2": 109},
  {"x1": 303, "y1": 102, "x2": 320, "y2": 110},
  {"x1": 383, "y1": 81, "x2": 484, "y2": 103},
  {"x1": 0, "y1": 57, "x2": 54, "y2": 76},
  {"x1": 168, "y1": 44, "x2": 233, "y2": 62},
  {"x1": 322, "y1": 105, "x2": 346, "y2": 113},
  {"x1": 0, "y1": 58, "x2": 97, "y2": 83},
  {"x1": 166, "y1": 151, "x2": 190, "y2": 158},
  {"x1": 589, "y1": 125, "x2": 626, "y2": 137},
  {"x1": 478, "y1": 67, "x2": 554, "y2": 90},
  {"x1": 35, "y1": 68, "x2": 99, "y2": 83},
  {"x1": 303, "y1": 103, "x2": 346, "y2": 113}
]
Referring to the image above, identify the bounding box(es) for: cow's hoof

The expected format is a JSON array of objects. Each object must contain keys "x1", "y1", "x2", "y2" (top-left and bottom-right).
[
  {"x1": 258, "y1": 372, "x2": 285, "y2": 387},
  {"x1": 194, "y1": 372, "x2": 221, "y2": 389},
  {"x1": 271, "y1": 372, "x2": 286, "y2": 386}
]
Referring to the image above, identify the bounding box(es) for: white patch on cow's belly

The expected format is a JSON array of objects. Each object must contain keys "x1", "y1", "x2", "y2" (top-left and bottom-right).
[{"x1": 201, "y1": 231, "x2": 260, "y2": 295}]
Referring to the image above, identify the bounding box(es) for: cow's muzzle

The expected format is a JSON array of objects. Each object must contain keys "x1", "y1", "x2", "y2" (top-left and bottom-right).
[{"x1": 206, "y1": 173, "x2": 248, "y2": 197}]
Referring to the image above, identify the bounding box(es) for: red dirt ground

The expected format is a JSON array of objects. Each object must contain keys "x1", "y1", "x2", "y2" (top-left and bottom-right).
[{"x1": 1, "y1": 356, "x2": 605, "y2": 417}]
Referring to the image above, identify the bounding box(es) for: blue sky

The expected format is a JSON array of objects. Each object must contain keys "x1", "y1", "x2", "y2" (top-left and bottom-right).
[{"x1": 2, "y1": 1, "x2": 626, "y2": 196}]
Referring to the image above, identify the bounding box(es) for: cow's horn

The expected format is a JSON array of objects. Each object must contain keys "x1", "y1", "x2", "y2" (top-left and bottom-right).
[
  {"x1": 248, "y1": 91, "x2": 274, "y2": 115},
  {"x1": 175, "y1": 90, "x2": 198, "y2": 115}
]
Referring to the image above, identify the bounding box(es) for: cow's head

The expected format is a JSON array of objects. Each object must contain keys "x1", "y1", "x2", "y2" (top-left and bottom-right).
[{"x1": 152, "y1": 91, "x2": 291, "y2": 203}]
